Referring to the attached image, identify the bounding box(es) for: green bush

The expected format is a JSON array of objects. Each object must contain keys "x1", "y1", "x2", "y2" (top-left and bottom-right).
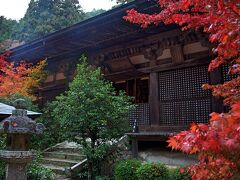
[
  {"x1": 95, "y1": 176, "x2": 110, "y2": 180},
  {"x1": 0, "y1": 136, "x2": 6, "y2": 179},
  {"x1": 0, "y1": 160, "x2": 5, "y2": 180},
  {"x1": 27, "y1": 163, "x2": 55, "y2": 180},
  {"x1": 136, "y1": 162, "x2": 168, "y2": 180},
  {"x1": 114, "y1": 159, "x2": 141, "y2": 180},
  {"x1": 168, "y1": 168, "x2": 191, "y2": 180}
]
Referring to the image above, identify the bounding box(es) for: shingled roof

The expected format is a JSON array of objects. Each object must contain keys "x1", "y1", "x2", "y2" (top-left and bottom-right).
[{"x1": 9, "y1": 0, "x2": 176, "y2": 64}]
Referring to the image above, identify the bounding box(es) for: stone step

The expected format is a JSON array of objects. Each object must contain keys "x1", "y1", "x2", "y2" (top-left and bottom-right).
[
  {"x1": 44, "y1": 152, "x2": 85, "y2": 161},
  {"x1": 55, "y1": 175, "x2": 71, "y2": 180},
  {"x1": 42, "y1": 164, "x2": 66, "y2": 175},
  {"x1": 42, "y1": 142, "x2": 84, "y2": 177},
  {"x1": 42, "y1": 157, "x2": 79, "y2": 167},
  {"x1": 52, "y1": 147, "x2": 81, "y2": 153}
]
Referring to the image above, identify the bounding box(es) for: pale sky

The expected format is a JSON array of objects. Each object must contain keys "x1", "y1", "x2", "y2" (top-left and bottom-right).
[{"x1": 0, "y1": 0, "x2": 116, "y2": 20}]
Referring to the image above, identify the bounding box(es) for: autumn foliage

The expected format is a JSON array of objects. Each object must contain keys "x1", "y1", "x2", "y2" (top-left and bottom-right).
[
  {"x1": 125, "y1": 0, "x2": 240, "y2": 179},
  {"x1": 168, "y1": 103, "x2": 240, "y2": 179},
  {"x1": 124, "y1": 0, "x2": 239, "y2": 72},
  {"x1": 0, "y1": 51, "x2": 46, "y2": 99}
]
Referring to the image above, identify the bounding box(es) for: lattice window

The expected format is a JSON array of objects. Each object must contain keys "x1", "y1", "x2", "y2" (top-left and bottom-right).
[
  {"x1": 160, "y1": 99, "x2": 211, "y2": 125},
  {"x1": 129, "y1": 103, "x2": 150, "y2": 126},
  {"x1": 159, "y1": 66, "x2": 210, "y2": 101},
  {"x1": 159, "y1": 65, "x2": 211, "y2": 126}
]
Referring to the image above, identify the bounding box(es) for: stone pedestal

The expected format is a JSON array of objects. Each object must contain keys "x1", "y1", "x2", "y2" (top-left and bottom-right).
[
  {"x1": 0, "y1": 150, "x2": 33, "y2": 180},
  {"x1": 6, "y1": 163, "x2": 28, "y2": 180}
]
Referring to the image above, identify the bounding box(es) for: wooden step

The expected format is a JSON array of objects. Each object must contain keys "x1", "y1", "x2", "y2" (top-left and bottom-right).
[
  {"x1": 43, "y1": 152, "x2": 85, "y2": 161},
  {"x1": 42, "y1": 158, "x2": 78, "y2": 167}
]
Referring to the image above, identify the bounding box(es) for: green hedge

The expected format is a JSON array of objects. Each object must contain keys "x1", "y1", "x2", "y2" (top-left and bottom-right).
[
  {"x1": 136, "y1": 162, "x2": 168, "y2": 180},
  {"x1": 114, "y1": 159, "x2": 141, "y2": 180},
  {"x1": 114, "y1": 160, "x2": 191, "y2": 180}
]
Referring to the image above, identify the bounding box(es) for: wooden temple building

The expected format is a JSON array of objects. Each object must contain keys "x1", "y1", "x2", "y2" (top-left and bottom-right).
[{"x1": 9, "y1": 0, "x2": 228, "y2": 146}]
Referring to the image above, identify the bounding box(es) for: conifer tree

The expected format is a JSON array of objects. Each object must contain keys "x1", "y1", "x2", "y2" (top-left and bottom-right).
[{"x1": 12, "y1": 0, "x2": 85, "y2": 42}]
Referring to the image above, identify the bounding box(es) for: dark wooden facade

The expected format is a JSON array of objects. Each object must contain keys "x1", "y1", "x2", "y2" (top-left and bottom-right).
[{"x1": 9, "y1": 0, "x2": 228, "y2": 138}]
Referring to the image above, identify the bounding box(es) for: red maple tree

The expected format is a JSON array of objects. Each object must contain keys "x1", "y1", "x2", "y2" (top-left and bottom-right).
[
  {"x1": 0, "y1": 51, "x2": 46, "y2": 99},
  {"x1": 124, "y1": 0, "x2": 240, "y2": 179}
]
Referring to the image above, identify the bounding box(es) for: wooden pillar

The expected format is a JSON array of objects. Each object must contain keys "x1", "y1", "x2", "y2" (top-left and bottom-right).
[
  {"x1": 131, "y1": 136, "x2": 138, "y2": 158},
  {"x1": 149, "y1": 72, "x2": 160, "y2": 125},
  {"x1": 133, "y1": 78, "x2": 137, "y2": 103},
  {"x1": 146, "y1": 49, "x2": 160, "y2": 126},
  {"x1": 210, "y1": 68, "x2": 224, "y2": 112}
]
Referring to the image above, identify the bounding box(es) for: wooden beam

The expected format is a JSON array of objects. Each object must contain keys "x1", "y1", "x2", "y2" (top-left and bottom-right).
[
  {"x1": 138, "y1": 57, "x2": 210, "y2": 73},
  {"x1": 170, "y1": 45, "x2": 184, "y2": 64}
]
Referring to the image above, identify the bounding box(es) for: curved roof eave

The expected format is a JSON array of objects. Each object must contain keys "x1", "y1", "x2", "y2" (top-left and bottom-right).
[{"x1": 9, "y1": 0, "x2": 172, "y2": 63}]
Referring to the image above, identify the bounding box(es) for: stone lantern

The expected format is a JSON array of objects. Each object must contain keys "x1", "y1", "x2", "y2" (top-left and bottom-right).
[{"x1": 0, "y1": 99, "x2": 44, "y2": 180}]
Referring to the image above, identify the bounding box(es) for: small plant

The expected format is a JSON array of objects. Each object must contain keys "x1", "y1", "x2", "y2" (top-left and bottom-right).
[
  {"x1": 27, "y1": 151, "x2": 55, "y2": 180},
  {"x1": 27, "y1": 163, "x2": 55, "y2": 180},
  {"x1": 136, "y1": 162, "x2": 168, "y2": 180},
  {"x1": 0, "y1": 160, "x2": 5, "y2": 180},
  {"x1": 0, "y1": 136, "x2": 6, "y2": 179},
  {"x1": 95, "y1": 176, "x2": 110, "y2": 180},
  {"x1": 114, "y1": 159, "x2": 141, "y2": 180}
]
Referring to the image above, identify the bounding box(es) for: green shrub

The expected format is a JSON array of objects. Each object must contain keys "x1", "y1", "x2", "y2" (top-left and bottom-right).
[
  {"x1": 0, "y1": 160, "x2": 5, "y2": 180},
  {"x1": 95, "y1": 176, "x2": 110, "y2": 180},
  {"x1": 136, "y1": 162, "x2": 168, "y2": 180},
  {"x1": 168, "y1": 168, "x2": 191, "y2": 180},
  {"x1": 0, "y1": 136, "x2": 6, "y2": 179},
  {"x1": 114, "y1": 159, "x2": 141, "y2": 180},
  {"x1": 27, "y1": 163, "x2": 55, "y2": 180}
]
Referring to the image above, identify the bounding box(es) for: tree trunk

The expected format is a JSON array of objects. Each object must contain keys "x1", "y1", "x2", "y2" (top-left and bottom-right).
[
  {"x1": 88, "y1": 138, "x2": 96, "y2": 180},
  {"x1": 88, "y1": 160, "x2": 94, "y2": 180}
]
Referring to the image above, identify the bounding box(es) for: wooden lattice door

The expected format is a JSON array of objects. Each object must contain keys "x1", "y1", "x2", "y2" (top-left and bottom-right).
[{"x1": 159, "y1": 65, "x2": 211, "y2": 126}]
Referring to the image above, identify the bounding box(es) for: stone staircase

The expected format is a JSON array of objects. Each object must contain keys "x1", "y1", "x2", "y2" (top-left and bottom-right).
[
  {"x1": 41, "y1": 136, "x2": 129, "y2": 179},
  {"x1": 41, "y1": 142, "x2": 86, "y2": 179}
]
